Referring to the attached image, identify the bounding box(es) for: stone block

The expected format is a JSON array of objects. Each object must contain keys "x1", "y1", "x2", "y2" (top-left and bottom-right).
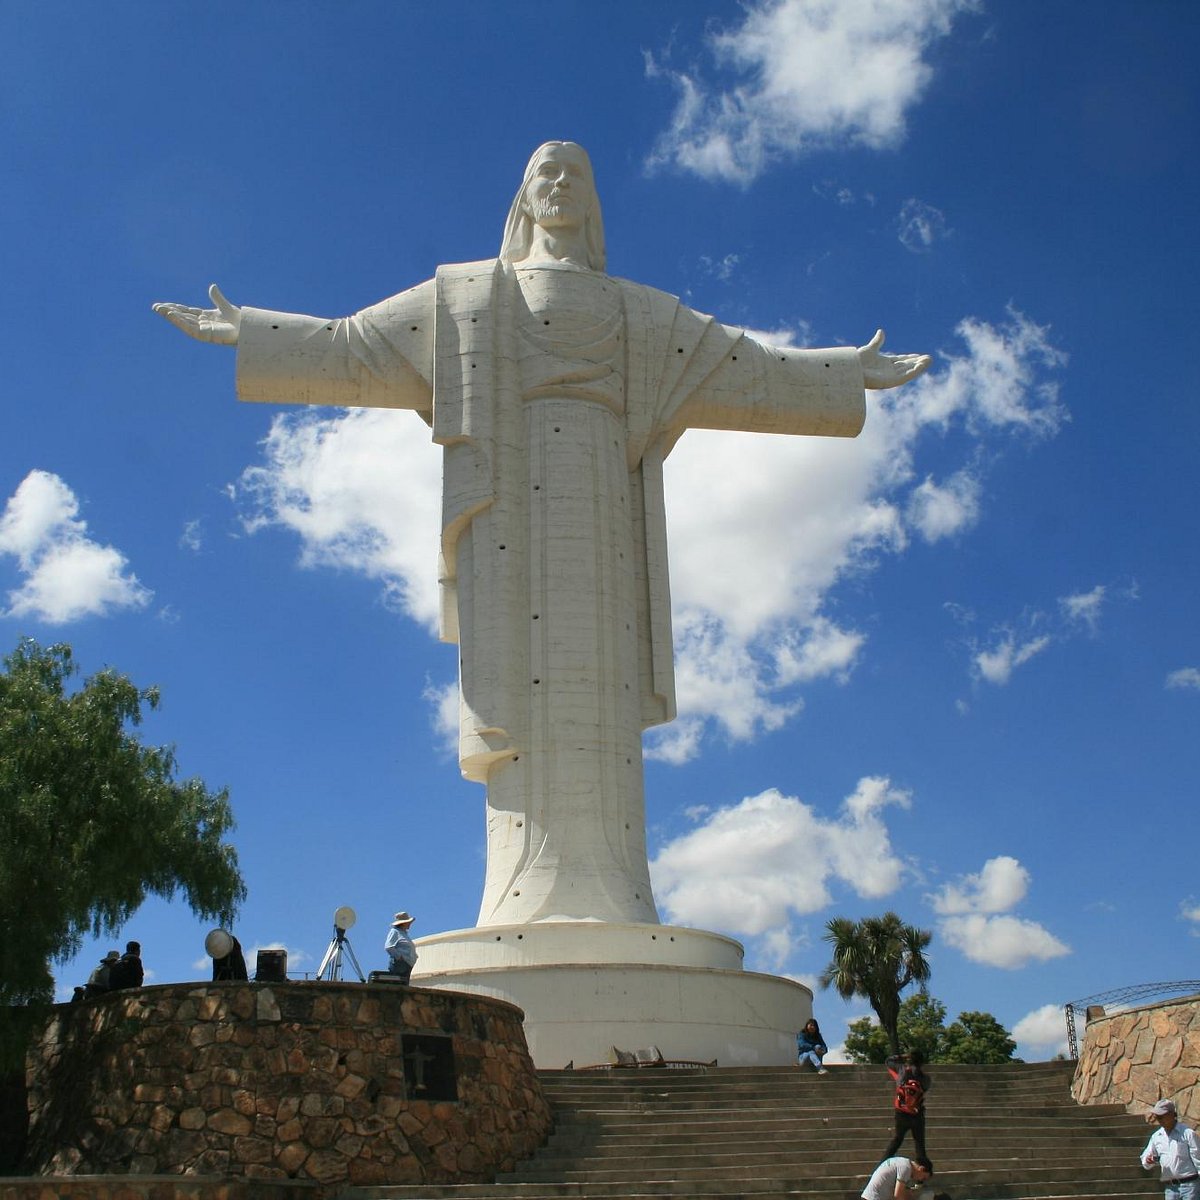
[
  {"x1": 300, "y1": 1092, "x2": 344, "y2": 1117},
  {"x1": 197, "y1": 994, "x2": 227, "y2": 1021},
  {"x1": 275, "y1": 1117, "x2": 303, "y2": 1142},
  {"x1": 147, "y1": 1103, "x2": 174, "y2": 1133},
  {"x1": 207, "y1": 1108, "x2": 253, "y2": 1136},
  {"x1": 193, "y1": 1146, "x2": 232, "y2": 1174},
  {"x1": 233, "y1": 1134, "x2": 274, "y2": 1164},
  {"x1": 275, "y1": 1140, "x2": 310, "y2": 1175},
  {"x1": 230, "y1": 989, "x2": 255, "y2": 1020},
  {"x1": 188, "y1": 1024, "x2": 217, "y2": 1049},
  {"x1": 304, "y1": 1116, "x2": 341, "y2": 1149},
  {"x1": 305, "y1": 1147, "x2": 350, "y2": 1184},
  {"x1": 348, "y1": 1155, "x2": 391, "y2": 1185},
  {"x1": 335, "y1": 1072, "x2": 368, "y2": 1100}
]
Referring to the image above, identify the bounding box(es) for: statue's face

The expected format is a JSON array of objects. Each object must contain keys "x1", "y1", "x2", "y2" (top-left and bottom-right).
[{"x1": 523, "y1": 144, "x2": 594, "y2": 233}]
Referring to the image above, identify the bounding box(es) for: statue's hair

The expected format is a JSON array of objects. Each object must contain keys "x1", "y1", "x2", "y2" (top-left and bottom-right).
[{"x1": 500, "y1": 141, "x2": 606, "y2": 272}]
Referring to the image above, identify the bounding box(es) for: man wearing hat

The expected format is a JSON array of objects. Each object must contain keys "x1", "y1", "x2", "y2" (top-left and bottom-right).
[
  {"x1": 1141, "y1": 1099, "x2": 1200, "y2": 1199},
  {"x1": 384, "y1": 912, "x2": 417, "y2": 984},
  {"x1": 85, "y1": 950, "x2": 121, "y2": 997}
]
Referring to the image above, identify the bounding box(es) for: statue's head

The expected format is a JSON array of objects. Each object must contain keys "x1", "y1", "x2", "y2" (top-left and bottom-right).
[{"x1": 500, "y1": 141, "x2": 606, "y2": 272}]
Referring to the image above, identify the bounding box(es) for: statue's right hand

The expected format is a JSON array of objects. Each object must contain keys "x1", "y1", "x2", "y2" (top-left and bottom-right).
[{"x1": 152, "y1": 283, "x2": 241, "y2": 345}]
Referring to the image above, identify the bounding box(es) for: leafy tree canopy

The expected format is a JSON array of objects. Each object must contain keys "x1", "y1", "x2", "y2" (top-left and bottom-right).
[
  {"x1": 0, "y1": 639, "x2": 246, "y2": 1007},
  {"x1": 940, "y1": 1010, "x2": 1018, "y2": 1064},
  {"x1": 844, "y1": 992, "x2": 1020, "y2": 1064},
  {"x1": 820, "y1": 911, "x2": 932, "y2": 1056},
  {"x1": 845, "y1": 992, "x2": 947, "y2": 1064}
]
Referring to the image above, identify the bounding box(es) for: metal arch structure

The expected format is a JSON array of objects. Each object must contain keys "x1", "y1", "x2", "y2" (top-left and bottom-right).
[{"x1": 1064, "y1": 981, "x2": 1200, "y2": 1059}]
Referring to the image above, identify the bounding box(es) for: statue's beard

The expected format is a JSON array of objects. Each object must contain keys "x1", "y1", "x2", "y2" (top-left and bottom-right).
[{"x1": 530, "y1": 194, "x2": 582, "y2": 227}]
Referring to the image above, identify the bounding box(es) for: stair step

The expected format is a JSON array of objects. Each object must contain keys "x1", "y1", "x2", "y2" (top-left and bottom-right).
[{"x1": 333, "y1": 1062, "x2": 1156, "y2": 1200}]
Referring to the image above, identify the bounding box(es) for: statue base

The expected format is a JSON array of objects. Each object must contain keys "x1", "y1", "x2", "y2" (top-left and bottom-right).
[{"x1": 413, "y1": 921, "x2": 812, "y2": 1068}]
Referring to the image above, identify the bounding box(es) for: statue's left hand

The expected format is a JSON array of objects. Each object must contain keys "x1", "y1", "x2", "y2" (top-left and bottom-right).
[{"x1": 857, "y1": 329, "x2": 931, "y2": 390}]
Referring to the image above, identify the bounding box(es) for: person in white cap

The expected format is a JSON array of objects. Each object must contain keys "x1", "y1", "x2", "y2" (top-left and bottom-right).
[
  {"x1": 1142, "y1": 1099, "x2": 1200, "y2": 1199},
  {"x1": 384, "y1": 912, "x2": 417, "y2": 984}
]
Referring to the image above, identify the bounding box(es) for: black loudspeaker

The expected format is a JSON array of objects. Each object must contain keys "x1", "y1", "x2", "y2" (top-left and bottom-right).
[{"x1": 255, "y1": 948, "x2": 288, "y2": 982}]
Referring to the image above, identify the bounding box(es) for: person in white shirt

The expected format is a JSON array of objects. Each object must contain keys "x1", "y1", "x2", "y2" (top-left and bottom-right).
[
  {"x1": 861, "y1": 1155, "x2": 933, "y2": 1199},
  {"x1": 1142, "y1": 1099, "x2": 1200, "y2": 1200}
]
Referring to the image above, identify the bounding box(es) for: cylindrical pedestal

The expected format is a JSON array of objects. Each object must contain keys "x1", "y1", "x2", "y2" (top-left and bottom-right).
[{"x1": 413, "y1": 922, "x2": 812, "y2": 1068}]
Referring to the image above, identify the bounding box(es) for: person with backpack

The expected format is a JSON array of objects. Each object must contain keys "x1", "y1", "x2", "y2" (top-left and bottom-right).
[{"x1": 883, "y1": 1049, "x2": 931, "y2": 1161}]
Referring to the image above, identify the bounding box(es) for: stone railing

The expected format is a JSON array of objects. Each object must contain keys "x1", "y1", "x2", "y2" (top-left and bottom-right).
[
  {"x1": 1073, "y1": 993, "x2": 1200, "y2": 1124},
  {"x1": 22, "y1": 981, "x2": 551, "y2": 1193}
]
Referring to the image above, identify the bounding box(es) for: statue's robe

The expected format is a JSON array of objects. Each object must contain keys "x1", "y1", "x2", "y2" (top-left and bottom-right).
[{"x1": 236, "y1": 260, "x2": 865, "y2": 925}]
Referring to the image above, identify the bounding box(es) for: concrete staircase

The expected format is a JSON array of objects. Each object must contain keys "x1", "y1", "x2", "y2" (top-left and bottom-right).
[{"x1": 341, "y1": 1061, "x2": 1162, "y2": 1200}]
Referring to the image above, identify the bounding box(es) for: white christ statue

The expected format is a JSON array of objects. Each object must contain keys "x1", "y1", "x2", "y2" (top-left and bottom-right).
[{"x1": 155, "y1": 141, "x2": 930, "y2": 930}]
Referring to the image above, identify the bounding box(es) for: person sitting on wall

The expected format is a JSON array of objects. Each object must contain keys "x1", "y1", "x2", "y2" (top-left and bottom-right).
[
  {"x1": 797, "y1": 1017, "x2": 829, "y2": 1074},
  {"x1": 108, "y1": 941, "x2": 144, "y2": 989},
  {"x1": 84, "y1": 950, "x2": 120, "y2": 997},
  {"x1": 384, "y1": 912, "x2": 418, "y2": 984}
]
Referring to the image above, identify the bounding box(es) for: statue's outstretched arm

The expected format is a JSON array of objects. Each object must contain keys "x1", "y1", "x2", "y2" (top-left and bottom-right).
[
  {"x1": 152, "y1": 284, "x2": 241, "y2": 346},
  {"x1": 857, "y1": 328, "x2": 931, "y2": 390}
]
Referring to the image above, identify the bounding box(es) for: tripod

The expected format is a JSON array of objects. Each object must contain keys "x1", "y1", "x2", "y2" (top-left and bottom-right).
[{"x1": 315, "y1": 924, "x2": 365, "y2": 982}]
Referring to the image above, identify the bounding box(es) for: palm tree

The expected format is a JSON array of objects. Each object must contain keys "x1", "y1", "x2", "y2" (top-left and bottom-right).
[{"x1": 820, "y1": 912, "x2": 932, "y2": 1056}]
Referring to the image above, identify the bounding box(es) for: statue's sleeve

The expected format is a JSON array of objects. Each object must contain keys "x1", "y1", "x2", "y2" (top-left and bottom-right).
[
  {"x1": 671, "y1": 329, "x2": 865, "y2": 439},
  {"x1": 235, "y1": 280, "x2": 436, "y2": 420}
]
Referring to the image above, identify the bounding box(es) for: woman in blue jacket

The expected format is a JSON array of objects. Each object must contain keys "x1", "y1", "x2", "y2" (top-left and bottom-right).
[{"x1": 797, "y1": 1018, "x2": 828, "y2": 1073}]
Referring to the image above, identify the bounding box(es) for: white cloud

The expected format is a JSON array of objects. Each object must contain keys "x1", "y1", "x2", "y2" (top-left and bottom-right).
[
  {"x1": 930, "y1": 855, "x2": 1030, "y2": 916},
  {"x1": 823, "y1": 1041, "x2": 852, "y2": 1065},
  {"x1": 930, "y1": 855, "x2": 1069, "y2": 969},
  {"x1": 972, "y1": 633, "x2": 1051, "y2": 686},
  {"x1": 646, "y1": 0, "x2": 978, "y2": 185},
  {"x1": 650, "y1": 776, "x2": 910, "y2": 935},
  {"x1": 699, "y1": 253, "x2": 741, "y2": 281},
  {"x1": 757, "y1": 925, "x2": 801, "y2": 973},
  {"x1": 1167, "y1": 667, "x2": 1200, "y2": 692},
  {"x1": 939, "y1": 912, "x2": 1070, "y2": 969},
  {"x1": 1180, "y1": 900, "x2": 1200, "y2": 931},
  {"x1": 234, "y1": 407, "x2": 443, "y2": 629},
  {"x1": 907, "y1": 470, "x2": 981, "y2": 542},
  {"x1": 897, "y1": 198, "x2": 949, "y2": 252},
  {"x1": 911, "y1": 309, "x2": 1068, "y2": 436},
  {"x1": 0, "y1": 470, "x2": 152, "y2": 624},
  {"x1": 774, "y1": 618, "x2": 865, "y2": 685},
  {"x1": 423, "y1": 677, "x2": 459, "y2": 757},
  {"x1": 1012, "y1": 1003, "x2": 1069, "y2": 1058},
  {"x1": 1060, "y1": 585, "x2": 1106, "y2": 633},
  {"x1": 180, "y1": 519, "x2": 203, "y2": 553}
]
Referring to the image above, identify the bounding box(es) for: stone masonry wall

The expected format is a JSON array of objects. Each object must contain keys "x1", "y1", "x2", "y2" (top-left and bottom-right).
[
  {"x1": 23, "y1": 982, "x2": 551, "y2": 1192},
  {"x1": 1074, "y1": 993, "x2": 1200, "y2": 1125}
]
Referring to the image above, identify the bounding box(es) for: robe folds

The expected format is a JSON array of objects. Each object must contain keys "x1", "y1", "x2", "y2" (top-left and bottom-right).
[{"x1": 236, "y1": 259, "x2": 865, "y2": 924}]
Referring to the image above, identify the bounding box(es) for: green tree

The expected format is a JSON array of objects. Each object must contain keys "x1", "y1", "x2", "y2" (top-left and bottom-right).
[
  {"x1": 820, "y1": 911, "x2": 932, "y2": 1056},
  {"x1": 940, "y1": 1010, "x2": 1018, "y2": 1064},
  {"x1": 0, "y1": 639, "x2": 246, "y2": 1008},
  {"x1": 844, "y1": 992, "x2": 948, "y2": 1064},
  {"x1": 844, "y1": 993, "x2": 1020, "y2": 1064}
]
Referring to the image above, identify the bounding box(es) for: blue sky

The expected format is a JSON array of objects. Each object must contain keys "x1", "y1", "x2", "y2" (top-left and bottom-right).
[{"x1": 3, "y1": 1, "x2": 1197, "y2": 1061}]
